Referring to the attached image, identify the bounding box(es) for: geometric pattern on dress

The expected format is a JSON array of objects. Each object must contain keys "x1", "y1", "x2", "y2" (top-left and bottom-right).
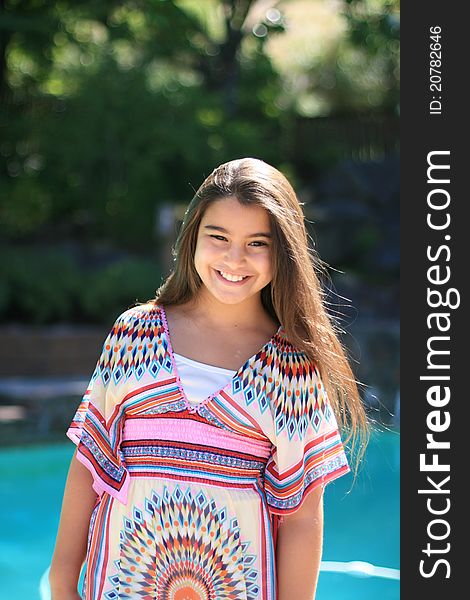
[
  {"x1": 96, "y1": 308, "x2": 172, "y2": 386},
  {"x1": 197, "y1": 313, "x2": 331, "y2": 441},
  {"x1": 270, "y1": 342, "x2": 330, "y2": 439},
  {"x1": 94, "y1": 304, "x2": 331, "y2": 443},
  {"x1": 264, "y1": 451, "x2": 349, "y2": 511},
  {"x1": 108, "y1": 485, "x2": 259, "y2": 600}
]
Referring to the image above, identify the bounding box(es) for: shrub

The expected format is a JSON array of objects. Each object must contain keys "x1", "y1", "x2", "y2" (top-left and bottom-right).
[
  {"x1": 0, "y1": 246, "x2": 82, "y2": 324},
  {"x1": 79, "y1": 258, "x2": 163, "y2": 323},
  {"x1": 0, "y1": 246, "x2": 163, "y2": 324}
]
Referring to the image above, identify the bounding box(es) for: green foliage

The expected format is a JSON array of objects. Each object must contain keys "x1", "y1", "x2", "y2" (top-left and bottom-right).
[
  {"x1": 0, "y1": 246, "x2": 82, "y2": 324},
  {"x1": 81, "y1": 257, "x2": 163, "y2": 322},
  {"x1": 337, "y1": 0, "x2": 400, "y2": 114},
  {"x1": 0, "y1": 1, "x2": 399, "y2": 323},
  {"x1": 1, "y1": 1, "x2": 286, "y2": 251},
  {"x1": 0, "y1": 245, "x2": 162, "y2": 324},
  {"x1": 0, "y1": 177, "x2": 52, "y2": 235}
]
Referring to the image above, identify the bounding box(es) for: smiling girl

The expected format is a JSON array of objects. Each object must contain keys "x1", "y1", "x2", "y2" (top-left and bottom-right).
[{"x1": 50, "y1": 158, "x2": 368, "y2": 600}]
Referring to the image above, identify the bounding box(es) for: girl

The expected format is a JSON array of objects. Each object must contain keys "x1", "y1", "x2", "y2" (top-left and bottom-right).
[{"x1": 50, "y1": 158, "x2": 368, "y2": 600}]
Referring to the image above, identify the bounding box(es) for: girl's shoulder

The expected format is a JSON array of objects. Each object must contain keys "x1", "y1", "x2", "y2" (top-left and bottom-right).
[
  {"x1": 100, "y1": 303, "x2": 163, "y2": 350},
  {"x1": 111, "y1": 302, "x2": 163, "y2": 326},
  {"x1": 273, "y1": 335, "x2": 321, "y2": 381}
]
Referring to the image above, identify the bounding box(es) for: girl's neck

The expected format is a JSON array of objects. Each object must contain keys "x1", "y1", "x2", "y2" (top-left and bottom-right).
[{"x1": 181, "y1": 290, "x2": 273, "y2": 332}]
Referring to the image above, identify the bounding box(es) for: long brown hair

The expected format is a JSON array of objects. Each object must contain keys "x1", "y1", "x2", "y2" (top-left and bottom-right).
[{"x1": 149, "y1": 158, "x2": 369, "y2": 468}]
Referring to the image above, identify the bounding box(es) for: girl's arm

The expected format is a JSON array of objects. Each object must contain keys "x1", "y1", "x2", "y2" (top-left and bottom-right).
[
  {"x1": 49, "y1": 450, "x2": 98, "y2": 600},
  {"x1": 275, "y1": 486, "x2": 324, "y2": 600}
]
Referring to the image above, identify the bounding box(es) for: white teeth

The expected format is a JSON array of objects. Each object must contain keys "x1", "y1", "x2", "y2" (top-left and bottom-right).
[{"x1": 219, "y1": 270, "x2": 247, "y2": 282}]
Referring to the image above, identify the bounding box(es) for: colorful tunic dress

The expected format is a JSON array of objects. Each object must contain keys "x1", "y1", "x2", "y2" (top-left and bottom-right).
[{"x1": 67, "y1": 303, "x2": 350, "y2": 600}]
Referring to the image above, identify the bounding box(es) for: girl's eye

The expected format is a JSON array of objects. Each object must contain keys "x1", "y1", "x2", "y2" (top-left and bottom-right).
[{"x1": 209, "y1": 235, "x2": 268, "y2": 247}]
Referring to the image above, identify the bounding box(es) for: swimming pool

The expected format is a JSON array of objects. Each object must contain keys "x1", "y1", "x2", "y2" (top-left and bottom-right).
[{"x1": 0, "y1": 430, "x2": 399, "y2": 599}]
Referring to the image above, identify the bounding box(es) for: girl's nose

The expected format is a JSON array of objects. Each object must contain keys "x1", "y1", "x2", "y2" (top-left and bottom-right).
[{"x1": 224, "y1": 244, "x2": 247, "y2": 266}]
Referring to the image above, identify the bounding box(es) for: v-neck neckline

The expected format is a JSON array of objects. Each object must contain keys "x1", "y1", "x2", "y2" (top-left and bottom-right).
[{"x1": 158, "y1": 303, "x2": 282, "y2": 413}]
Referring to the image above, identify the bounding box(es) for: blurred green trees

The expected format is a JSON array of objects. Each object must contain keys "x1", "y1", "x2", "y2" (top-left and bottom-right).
[{"x1": 0, "y1": 0, "x2": 399, "y2": 323}]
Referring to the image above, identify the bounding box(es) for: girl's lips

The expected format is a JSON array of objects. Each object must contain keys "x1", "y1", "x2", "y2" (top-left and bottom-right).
[{"x1": 213, "y1": 269, "x2": 252, "y2": 286}]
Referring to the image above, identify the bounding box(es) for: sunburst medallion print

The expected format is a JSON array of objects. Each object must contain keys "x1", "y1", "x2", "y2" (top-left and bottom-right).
[{"x1": 105, "y1": 485, "x2": 259, "y2": 599}]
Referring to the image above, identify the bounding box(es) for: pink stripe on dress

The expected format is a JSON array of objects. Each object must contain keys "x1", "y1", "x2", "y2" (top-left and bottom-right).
[{"x1": 123, "y1": 417, "x2": 272, "y2": 459}]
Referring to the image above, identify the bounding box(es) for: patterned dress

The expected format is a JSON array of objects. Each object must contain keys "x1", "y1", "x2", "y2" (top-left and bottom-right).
[{"x1": 67, "y1": 303, "x2": 349, "y2": 600}]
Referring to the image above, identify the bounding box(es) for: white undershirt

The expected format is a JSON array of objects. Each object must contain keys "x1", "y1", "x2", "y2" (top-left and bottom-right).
[{"x1": 173, "y1": 352, "x2": 237, "y2": 405}]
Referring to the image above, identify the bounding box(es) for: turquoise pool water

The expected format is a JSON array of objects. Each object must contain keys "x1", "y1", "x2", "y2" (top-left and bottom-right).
[{"x1": 0, "y1": 430, "x2": 399, "y2": 599}]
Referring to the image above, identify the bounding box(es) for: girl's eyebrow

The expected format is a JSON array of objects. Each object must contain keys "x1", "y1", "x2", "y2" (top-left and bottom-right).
[{"x1": 203, "y1": 225, "x2": 272, "y2": 238}]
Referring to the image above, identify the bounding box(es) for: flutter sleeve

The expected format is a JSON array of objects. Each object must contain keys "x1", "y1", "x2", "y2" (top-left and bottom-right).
[
  {"x1": 66, "y1": 311, "x2": 131, "y2": 504},
  {"x1": 264, "y1": 354, "x2": 350, "y2": 515}
]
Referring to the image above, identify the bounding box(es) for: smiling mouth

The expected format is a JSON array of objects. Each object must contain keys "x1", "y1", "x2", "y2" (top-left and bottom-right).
[{"x1": 214, "y1": 269, "x2": 251, "y2": 283}]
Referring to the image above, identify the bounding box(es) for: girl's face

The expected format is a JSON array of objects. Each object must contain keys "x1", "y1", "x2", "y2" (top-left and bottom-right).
[{"x1": 194, "y1": 197, "x2": 273, "y2": 306}]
